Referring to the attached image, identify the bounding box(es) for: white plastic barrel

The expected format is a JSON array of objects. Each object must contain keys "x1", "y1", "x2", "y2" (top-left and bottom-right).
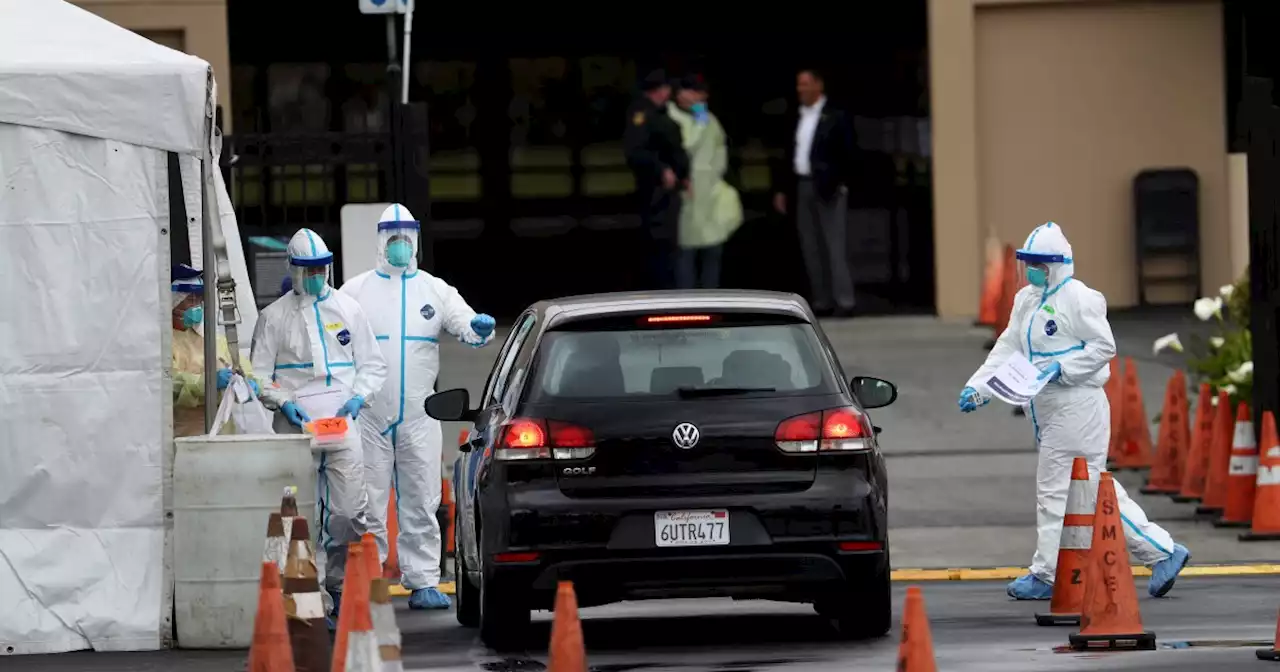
[{"x1": 173, "y1": 434, "x2": 316, "y2": 648}]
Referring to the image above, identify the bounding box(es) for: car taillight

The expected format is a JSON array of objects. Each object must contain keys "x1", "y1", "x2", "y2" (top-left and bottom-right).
[
  {"x1": 641, "y1": 314, "x2": 715, "y2": 325},
  {"x1": 495, "y1": 418, "x2": 596, "y2": 461},
  {"x1": 774, "y1": 407, "x2": 871, "y2": 453}
]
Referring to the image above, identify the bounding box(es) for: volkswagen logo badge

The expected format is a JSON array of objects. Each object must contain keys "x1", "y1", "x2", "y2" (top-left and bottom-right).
[{"x1": 672, "y1": 422, "x2": 700, "y2": 450}]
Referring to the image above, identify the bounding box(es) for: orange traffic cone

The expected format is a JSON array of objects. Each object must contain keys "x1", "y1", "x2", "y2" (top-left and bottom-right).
[
  {"x1": 1197, "y1": 390, "x2": 1234, "y2": 516},
  {"x1": 265, "y1": 512, "x2": 288, "y2": 575},
  {"x1": 976, "y1": 230, "x2": 1004, "y2": 327},
  {"x1": 1257, "y1": 606, "x2": 1280, "y2": 661},
  {"x1": 282, "y1": 517, "x2": 331, "y2": 672},
  {"x1": 1112, "y1": 358, "x2": 1153, "y2": 470},
  {"x1": 1106, "y1": 359, "x2": 1125, "y2": 469},
  {"x1": 1069, "y1": 472, "x2": 1156, "y2": 651},
  {"x1": 1143, "y1": 372, "x2": 1188, "y2": 494},
  {"x1": 897, "y1": 586, "x2": 938, "y2": 672},
  {"x1": 370, "y1": 578, "x2": 404, "y2": 672},
  {"x1": 1216, "y1": 403, "x2": 1258, "y2": 527},
  {"x1": 548, "y1": 581, "x2": 587, "y2": 672},
  {"x1": 332, "y1": 542, "x2": 372, "y2": 672},
  {"x1": 1036, "y1": 457, "x2": 1093, "y2": 627},
  {"x1": 1242, "y1": 411, "x2": 1280, "y2": 541},
  {"x1": 335, "y1": 573, "x2": 380, "y2": 672},
  {"x1": 248, "y1": 561, "x2": 297, "y2": 672},
  {"x1": 1174, "y1": 384, "x2": 1214, "y2": 503},
  {"x1": 987, "y1": 245, "x2": 1018, "y2": 350},
  {"x1": 383, "y1": 487, "x2": 400, "y2": 581}
]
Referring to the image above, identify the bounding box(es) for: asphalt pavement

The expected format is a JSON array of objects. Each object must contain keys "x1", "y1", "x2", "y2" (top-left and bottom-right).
[{"x1": 11, "y1": 577, "x2": 1279, "y2": 671}]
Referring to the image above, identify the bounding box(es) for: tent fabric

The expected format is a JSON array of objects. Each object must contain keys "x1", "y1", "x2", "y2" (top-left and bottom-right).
[
  {"x1": 0, "y1": 0, "x2": 208, "y2": 154},
  {"x1": 0, "y1": 123, "x2": 170, "y2": 654}
]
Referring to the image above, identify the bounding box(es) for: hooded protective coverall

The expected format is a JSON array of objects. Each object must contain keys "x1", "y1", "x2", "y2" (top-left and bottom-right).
[
  {"x1": 340, "y1": 204, "x2": 494, "y2": 607},
  {"x1": 963, "y1": 222, "x2": 1185, "y2": 597},
  {"x1": 250, "y1": 228, "x2": 388, "y2": 603}
]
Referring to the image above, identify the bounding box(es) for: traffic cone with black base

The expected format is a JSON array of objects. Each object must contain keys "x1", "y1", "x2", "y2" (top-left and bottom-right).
[
  {"x1": 1241, "y1": 411, "x2": 1280, "y2": 541},
  {"x1": 1143, "y1": 372, "x2": 1188, "y2": 494},
  {"x1": 247, "y1": 561, "x2": 297, "y2": 672},
  {"x1": 1197, "y1": 390, "x2": 1233, "y2": 517},
  {"x1": 1068, "y1": 473, "x2": 1156, "y2": 652},
  {"x1": 548, "y1": 581, "x2": 587, "y2": 672},
  {"x1": 1037, "y1": 457, "x2": 1093, "y2": 627},
  {"x1": 282, "y1": 517, "x2": 331, "y2": 672},
  {"x1": 370, "y1": 578, "x2": 404, "y2": 672},
  {"x1": 1216, "y1": 402, "x2": 1258, "y2": 528},
  {"x1": 1256, "y1": 606, "x2": 1280, "y2": 660},
  {"x1": 335, "y1": 568, "x2": 380, "y2": 672},
  {"x1": 897, "y1": 586, "x2": 937, "y2": 672},
  {"x1": 1174, "y1": 383, "x2": 1214, "y2": 503}
]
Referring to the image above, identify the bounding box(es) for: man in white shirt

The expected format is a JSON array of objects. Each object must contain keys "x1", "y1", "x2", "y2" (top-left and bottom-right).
[{"x1": 772, "y1": 69, "x2": 857, "y2": 317}]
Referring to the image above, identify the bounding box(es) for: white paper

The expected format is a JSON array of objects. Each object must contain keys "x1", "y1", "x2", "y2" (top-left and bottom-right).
[
  {"x1": 292, "y1": 380, "x2": 350, "y2": 421},
  {"x1": 983, "y1": 355, "x2": 1051, "y2": 406}
]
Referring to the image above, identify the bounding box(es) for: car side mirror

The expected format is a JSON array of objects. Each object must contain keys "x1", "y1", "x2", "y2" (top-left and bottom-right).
[
  {"x1": 851, "y1": 376, "x2": 897, "y2": 409},
  {"x1": 425, "y1": 388, "x2": 476, "y2": 422}
]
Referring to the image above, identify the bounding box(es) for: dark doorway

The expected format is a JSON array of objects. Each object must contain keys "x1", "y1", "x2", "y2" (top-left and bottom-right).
[{"x1": 227, "y1": 6, "x2": 932, "y2": 317}]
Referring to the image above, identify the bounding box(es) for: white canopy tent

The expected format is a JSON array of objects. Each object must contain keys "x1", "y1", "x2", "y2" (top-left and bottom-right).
[{"x1": 0, "y1": 0, "x2": 256, "y2": 653}]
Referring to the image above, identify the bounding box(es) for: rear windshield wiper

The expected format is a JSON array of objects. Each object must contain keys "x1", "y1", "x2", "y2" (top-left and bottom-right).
[{"x1": 676, "y1": 386, "x2": 777, "y2": 398}]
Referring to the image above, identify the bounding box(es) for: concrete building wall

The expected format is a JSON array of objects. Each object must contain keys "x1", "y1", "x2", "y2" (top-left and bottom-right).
[
  {"x1": 931, "y1": 0, "x2": 1230, "y2": 317},
  {"x1": 72, "y1": 0, "x2": 232, "y2": 132}
]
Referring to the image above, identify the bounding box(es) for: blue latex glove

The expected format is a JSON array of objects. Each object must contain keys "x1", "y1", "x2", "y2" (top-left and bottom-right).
[
  {"x1": 217, "y1": 368, "x2": 259, "y2": 396},
  {"x1": 470, "y1": 313, "x2": 495, "y2": 339},
  {"x1": 1038, "y1": 361, "x2": 1063, "y2": 384},
  {"x1": 958, "y1": 386, "x2": 989, "y2": 413},
  {"x1": 281, "y1": 401, "x2": 311, "y2": 428},
  {"x1": 336, "y1": 395, "x2": 365, "y2": 420}
]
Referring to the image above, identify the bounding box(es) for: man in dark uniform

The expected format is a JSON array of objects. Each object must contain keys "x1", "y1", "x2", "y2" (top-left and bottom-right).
[{"x1": 625, "y1": 69, "x2": 689, "y2": 290}]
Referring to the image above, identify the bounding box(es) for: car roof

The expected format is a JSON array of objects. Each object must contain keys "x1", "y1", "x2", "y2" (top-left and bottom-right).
[{"x1": 528, "y1": 290, "x2": 815, "y2": 330}]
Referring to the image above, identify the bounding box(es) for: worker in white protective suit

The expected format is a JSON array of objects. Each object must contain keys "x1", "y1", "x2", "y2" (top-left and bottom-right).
[
  {"x1": 959, "y1": 222, "x2": 1190, "y2": 600},
  {"x1": 250, "y1": 228, "x2": 388, "y2": 626},
  {"x1": 341, "y1": 203, "x2": 496, "y2": 610}
]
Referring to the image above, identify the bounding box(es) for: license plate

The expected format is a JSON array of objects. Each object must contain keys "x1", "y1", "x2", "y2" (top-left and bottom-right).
[{"x1": 654, "y1": 510, "x2": 730, "y2": 547}]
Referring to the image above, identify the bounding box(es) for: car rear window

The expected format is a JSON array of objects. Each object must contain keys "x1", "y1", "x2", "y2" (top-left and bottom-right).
[{"x1": 525, "y1": 315, "x2": 840, "y2": 401}]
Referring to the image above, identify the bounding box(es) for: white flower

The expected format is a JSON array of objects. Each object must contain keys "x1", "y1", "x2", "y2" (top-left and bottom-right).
[
  {"x1": 1222, "y1": 384, "x2": 1239, "y2": 396},
  {"x1": 1193, "y1": 297, "x2": 1224, "y2": 321},
  {"x1": 1228, "y1": 361, "x2": 1254, "y2": 383},
  {"x1": 1153, "y1": 333, "x2": 1184, "y2": 355},
  {"x1": 1210, "y1": 336, "x2": 1226, "y2": 349},
  {"x1": 1220, "y1": 284, "x2": 1235, "y2": 298}
]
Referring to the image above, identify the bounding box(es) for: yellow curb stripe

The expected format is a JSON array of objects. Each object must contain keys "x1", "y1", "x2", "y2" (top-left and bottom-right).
[
  {"x1": 389, "y1": 581, "x2": 454, "y2": 597},
  {"x1": 385, "y1": 565, "x2": 1280, "y2": 598},
  {"x1": 890, "y1": 564, "x2": 1280, "y2": 581}
]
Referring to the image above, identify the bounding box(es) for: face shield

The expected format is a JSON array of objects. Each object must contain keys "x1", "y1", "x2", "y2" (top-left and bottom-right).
[
  {"x1": 286, "y1": 228, "x2": 334, "y2": 296},
  {"x1": 290, "y1": 262, "x2": 331, "y2": 297},
  {"x1": 171, "y1": 283, "x2": 204, "y2": 331},
  {"x1": 378, "y1": 225, "x2": 419, "y2": 272},
  {"x1": 1016, "y1": 252, "x2": 1064, "y2": 289}
]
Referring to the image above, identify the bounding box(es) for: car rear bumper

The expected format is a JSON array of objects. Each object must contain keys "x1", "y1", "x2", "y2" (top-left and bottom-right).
[{"x1": 489, "y1": 545, "x2": 888, "y2": 609}]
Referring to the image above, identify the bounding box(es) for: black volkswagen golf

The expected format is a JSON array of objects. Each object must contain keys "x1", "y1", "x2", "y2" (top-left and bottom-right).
[{"x1": 425, "y1": 290, "x2": 897, "y2": 649}]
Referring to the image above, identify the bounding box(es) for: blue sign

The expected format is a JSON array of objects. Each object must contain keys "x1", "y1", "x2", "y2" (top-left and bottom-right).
[
  {"x1": 420, "y1": 303, "x2": 435, "y2": 320},
  {"x1": 1044, "y1": 319, "x2": 1058, "y2": 336}
]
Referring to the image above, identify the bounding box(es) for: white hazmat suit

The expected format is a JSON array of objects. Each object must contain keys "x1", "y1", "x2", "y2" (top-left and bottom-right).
[
  {"x1": 341, "y1": 204, "x2": 494, "y2": 608},
  {"x1": 250, "y1": 228, "x2": 388, "y2": 607},
  {"x1": 963, "y1": 222, "x2": 1186, "y2": 598}
]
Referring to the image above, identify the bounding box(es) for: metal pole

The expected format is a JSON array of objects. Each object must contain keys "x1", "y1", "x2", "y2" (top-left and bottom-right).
[
  {"x1": 385, "y1": 13, "x2": 398, "y2": 63},
  {"x1": 400, "y1": 0, "x2": 414, "y2": 104}
]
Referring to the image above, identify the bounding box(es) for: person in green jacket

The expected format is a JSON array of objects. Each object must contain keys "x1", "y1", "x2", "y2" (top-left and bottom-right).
[{"x1": 668, "y1": 74, "x2": 743, "y2": 289}]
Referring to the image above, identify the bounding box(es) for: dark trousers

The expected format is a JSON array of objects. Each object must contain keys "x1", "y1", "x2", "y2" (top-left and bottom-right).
[
  {"x1": 642, "y1": 188, "x2": 681, "y2": 290},
  {"x1": 676, "y1": 245, "x2": 724, "y2": 289},
  {"x1": 796, "y1": 178, "x2": 855, "y2": 311}
]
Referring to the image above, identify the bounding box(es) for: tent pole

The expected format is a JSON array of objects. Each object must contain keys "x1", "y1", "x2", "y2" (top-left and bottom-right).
[{"x1": 201, "y1": 68, "x2": 242, "y2": 431}]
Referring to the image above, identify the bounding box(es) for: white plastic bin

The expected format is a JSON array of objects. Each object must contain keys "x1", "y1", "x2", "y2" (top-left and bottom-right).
[{"x1": 173, "y1": 434, "x2": 316, "y2": 648}]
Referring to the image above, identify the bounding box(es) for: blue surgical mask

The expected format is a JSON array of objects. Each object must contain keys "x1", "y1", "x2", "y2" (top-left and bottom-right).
[
  {"x1": 691, "y1": 102, "x2": 709, "y2": 124},
  {"x1": 1026, "y1": 267, "x2": 1049, "y2": 288},
  {"x1": 386, "y1": 240, "x2": 414, "y2": 268},
  {"x1": 181, "y1": 305, "x2": 203, "y2": 330},
  {"x1": 303, "y1": 274, "x2": 326, "y2": 296}
]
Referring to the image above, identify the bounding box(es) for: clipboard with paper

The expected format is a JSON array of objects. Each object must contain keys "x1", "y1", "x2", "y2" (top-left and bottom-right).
[{"x1": 982, "y1": 354, "x2": 1052, "y2": 406}]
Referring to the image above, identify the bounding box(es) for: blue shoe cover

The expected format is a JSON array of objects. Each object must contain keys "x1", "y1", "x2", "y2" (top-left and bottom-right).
[
  {"x1": 1149, "y1": 544, "x2": 1190, "y2": 598},
  {"x1": 408, "y1": 586, "x2": 452, "y2": 610},
  {"x1": 1006, "y1": 574, "x2": 1053, "y2": 600}
]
